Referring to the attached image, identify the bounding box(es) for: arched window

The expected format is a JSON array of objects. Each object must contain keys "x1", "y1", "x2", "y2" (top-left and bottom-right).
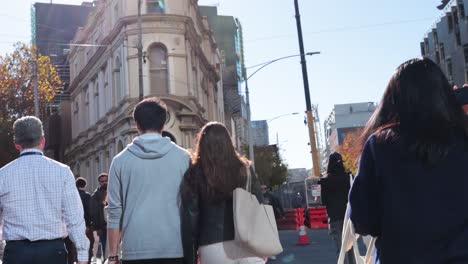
[
  {"x1": 149, "y1": 44, "x2": 168, "y2": 95},
  {"x1": 113, "y1": 56, "x2": 122, "y2": 105},
  {"x1": 147, "y1": 0, "x2": 165, "y2": 14}
]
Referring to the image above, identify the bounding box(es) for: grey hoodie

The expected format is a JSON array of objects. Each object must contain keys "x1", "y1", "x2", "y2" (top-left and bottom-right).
[{"x1": 107, "y1": 133, "x2": 190, "y2": 260}]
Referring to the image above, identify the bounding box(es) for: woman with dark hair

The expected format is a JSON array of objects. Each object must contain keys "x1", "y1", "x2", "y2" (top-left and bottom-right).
[
  {"x1": 321, "y1": 152, "x2": 354, "y2": 263},
  {"x1": 350, "y1": 58, "x2": 468, "y2": 263},
  {"x1": 179, "y1": 122, "x2": 265, "y2": 264}
]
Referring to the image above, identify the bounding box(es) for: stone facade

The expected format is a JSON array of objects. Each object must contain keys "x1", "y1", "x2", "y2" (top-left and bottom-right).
[{"x1": 64, "y1": 0, "x2": 224, "y2": 190}]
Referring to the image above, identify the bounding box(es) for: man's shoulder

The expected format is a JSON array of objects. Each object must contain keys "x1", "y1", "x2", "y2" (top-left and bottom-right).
[
  {"x1": 43, "y1": 156, "x2": 70, "y2": 170},
  {"x1": 171, "y1": 144, "x2": 190, "y2": 159},
  {"x1": 0, "y1": 156, "x2": 69, "y2": 174}
]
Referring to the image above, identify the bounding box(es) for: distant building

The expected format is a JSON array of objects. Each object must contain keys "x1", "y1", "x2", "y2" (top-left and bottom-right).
[
  {"x1": 252, "y1": 120, "x2": 269, "y2": 146},
  {"x1": 199, "y1": 6, "x2": 249, "y2": 148},
  {"x1": 32, "y1": 2, "x2": 94, "y2": 161},
  {"x1": 33, "y1": 2, "x2": 94, "y2": 89},
  {"x1": 323, "y1": 102, "x2": 376, "y2": 164},
  {"x1": 421, "y1": 0, "x2": 468, "y2": 87}
]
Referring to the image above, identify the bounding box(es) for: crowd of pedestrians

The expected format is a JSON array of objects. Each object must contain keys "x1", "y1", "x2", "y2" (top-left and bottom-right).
[{"x1": 0, "y1": 57, "x2": 467, "y2": 264}]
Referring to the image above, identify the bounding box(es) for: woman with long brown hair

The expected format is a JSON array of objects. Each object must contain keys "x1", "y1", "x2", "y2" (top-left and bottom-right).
[
  {"x1": 179, "y1": 122, "x2": 265, "y2": 264},
  {"x1": 350, "y1": 58, "x2": 468, "y2": 263}
]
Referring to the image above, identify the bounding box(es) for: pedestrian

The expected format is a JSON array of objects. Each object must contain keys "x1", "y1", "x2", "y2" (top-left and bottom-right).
[
  {"x1": 293, "y1": 192, "x2": 304, "y2": 208},
  {"x1": 320, "y1": 152, "x2": 354, "y2": 264},
  {"x1": 0, "y1": 116, "x2": 89, "y2": 264},
  {"x1": 261, "y1": 185, "x2": 284, "y2": 219},
  {"x1": 350, "y1": 58, "x2": 468, "y2": 263},
  {"x1": 106, "y1": 97, "x2": 190, "y2": 264},
  {"x1": 90, "y1": 173, "x2": 108, "y2": 260},
  {"x1": 179, "y1": 122, "x2": 265, "y2": 264},
  {"x1": 76, "y1": 177, "x2": 95, "y2": 264}
]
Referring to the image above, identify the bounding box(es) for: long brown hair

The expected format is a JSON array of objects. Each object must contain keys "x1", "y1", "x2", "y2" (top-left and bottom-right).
[{"x1": 180, "y1": 122, "x2": 248, "y2": 203}]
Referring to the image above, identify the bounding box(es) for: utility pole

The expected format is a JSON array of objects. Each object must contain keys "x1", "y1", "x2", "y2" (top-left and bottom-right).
[
  {"x1": 33, "y1": 46, "x2": 39, "y2": 117},
  {"x1": 137, "y1": 0, "x2": 144, "y2": 101},
  {"x1": 294, "y1": 0, "x2": 320, "y2": 177}
]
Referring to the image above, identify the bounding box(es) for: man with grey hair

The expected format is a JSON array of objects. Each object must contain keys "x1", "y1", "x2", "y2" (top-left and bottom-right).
[{"x1": 0, "y1": 116, "x2": 89, "y2": 264}]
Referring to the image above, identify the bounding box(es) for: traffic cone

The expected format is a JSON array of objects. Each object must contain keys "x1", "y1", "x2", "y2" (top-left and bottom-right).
[{"x1": 296, "y1": 225, "x2": 310, "y2": 245}]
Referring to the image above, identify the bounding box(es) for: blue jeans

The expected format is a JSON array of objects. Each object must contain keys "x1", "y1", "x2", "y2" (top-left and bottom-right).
[{"x1": 329, "y1": 220, "x2": 355, "y2": 264}]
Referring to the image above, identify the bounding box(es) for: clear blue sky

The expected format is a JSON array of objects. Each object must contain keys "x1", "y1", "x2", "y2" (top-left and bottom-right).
[{"x1": 0, "y1": 0, "x2": 442, "y2": 170}]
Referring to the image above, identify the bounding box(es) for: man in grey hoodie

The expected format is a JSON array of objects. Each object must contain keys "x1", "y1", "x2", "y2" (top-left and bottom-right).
[{"x1": 106, "y1": 97, "x2": 190, "y2": 264}]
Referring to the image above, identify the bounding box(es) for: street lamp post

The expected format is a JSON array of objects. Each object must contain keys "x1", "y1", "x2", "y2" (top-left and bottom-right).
[
  {"x1": 245, "y1": 52, "x2": 320, "y2": 170},
  {"x1": 267, "y1": 112, "x2": 299, "y2": 124},
  {"x1": 137, "y1": 0, "x2": 144, "y2": 101}
]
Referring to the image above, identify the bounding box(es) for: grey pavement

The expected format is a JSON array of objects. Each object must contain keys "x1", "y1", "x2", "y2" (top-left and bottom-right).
[
  {"x1": 273, "y1": 229, "x2": 337, "y2": 264},
  {"x1": 0, "y1": 230, "x2": 359, "y2": 264}
]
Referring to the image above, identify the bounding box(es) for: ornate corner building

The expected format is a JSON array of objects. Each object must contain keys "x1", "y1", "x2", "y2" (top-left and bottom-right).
[{"x1": 63, "y1": 0, "x2": 224, "y2": 189}]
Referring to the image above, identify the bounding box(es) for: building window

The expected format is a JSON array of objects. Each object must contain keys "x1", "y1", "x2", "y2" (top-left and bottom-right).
[
  {"x1": 463, "y1": 44, "x2": 468, "y2": 65},
  {"x1": 147, "y1": 0, "x2": 165, "y2": 14},
  {"x1": 454, "y1": 9, "x2": 459, "y2": 26},
  {"x1": 117, "y1": 140, "x2": 124, "y2": 152},
  {"x1": 94, "y1": 81, "x2": 99, "y2": 121},
  {"x1": 440, "y1": 43, "x2": 445, "y2": 61},
  {"x1": 446, "y1": 58, "x2": 453, "y2": 81},
  {"x1": 433, "y1": 30, "x2": 438, "y2": 46},
  {"x1": 456, "y1": 30, "x2": 462, "y2": 46},
  {"x1": 149, "y1": 44, "x2": 168, "y2": 94},
  {"x1": 192, "y1": 66, "x2": 198, "y2": 98},
  {"x1": 448, "y1": 13, "x2": 453, "y2": 31},
  {"x1": 420, "y1": 42, "x2": 426, "y2": 56},
  {"x1": 113, "y1": 56, "x2": 122, "y2": 104}
]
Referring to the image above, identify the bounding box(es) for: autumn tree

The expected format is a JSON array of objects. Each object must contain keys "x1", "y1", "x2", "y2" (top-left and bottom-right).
[
  {"x1": 0, "y1": 43, "x2": 61, "y2": 166},
  {"x1": 337, "y1": 130, "x2": 362, "y2": 175}
]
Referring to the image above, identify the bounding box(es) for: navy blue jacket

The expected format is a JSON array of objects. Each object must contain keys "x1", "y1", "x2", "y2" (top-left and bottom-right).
[{"x1": 350, "y1": 135, "x2": 468, "y2": 263}]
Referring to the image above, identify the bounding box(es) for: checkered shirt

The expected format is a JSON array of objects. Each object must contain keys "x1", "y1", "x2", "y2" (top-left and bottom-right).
[{"x1": 0, "y1": 149, "x2": 89, "y2": 261}]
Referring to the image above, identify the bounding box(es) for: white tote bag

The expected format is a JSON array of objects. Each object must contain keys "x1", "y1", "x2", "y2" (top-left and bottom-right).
[
  {"x1": 339, "y1": 174, "x2": 376, "y2": 264},
  {"x1": 338, "y1": 203, "x2": 376, "y2": 264},
  {"x1": 233, "y1": 168, "x2": 283, "y2": 257}
]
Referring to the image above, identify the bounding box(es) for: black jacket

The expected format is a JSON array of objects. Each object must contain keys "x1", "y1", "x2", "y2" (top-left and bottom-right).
[
  {"x1": 90, "y1": 187, "x2": 107, "y2": 231},
  {"x1": 180, "y1": 172, "x2": 263, "y2": 264},
  {"x1": 320, "y1": 171, "x2": 350, "y2": 222},
  {"x1": 350, "y1": 135, "x2": 468, "y2": 263},
  {"x1": 78, "y1": 189, "x2": 92, "y2": 227}
]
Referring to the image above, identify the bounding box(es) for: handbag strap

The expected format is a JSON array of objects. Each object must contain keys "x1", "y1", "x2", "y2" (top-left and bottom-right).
[{"x1": 245, "y1": 166, "x2": 252, "y2": 192}]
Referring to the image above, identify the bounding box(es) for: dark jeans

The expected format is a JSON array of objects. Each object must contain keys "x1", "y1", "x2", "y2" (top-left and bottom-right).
[
  {"x1": 329, "y1": 220, "x2": 356, "y2": 264},
  {"x1": 122, "y1": 258, "x2": 184, "y2": 264},
  {"x1": 99, "y1": 228, "x2": 107, "y2": 258},
  {"x1": 3, "y1": 239, "x2": 67, "y2": 264}
]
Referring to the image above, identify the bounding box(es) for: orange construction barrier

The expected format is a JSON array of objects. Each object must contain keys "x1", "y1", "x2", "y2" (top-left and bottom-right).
[{"x1": 308, "y1": 206, "x2": 328, "y2": 229}]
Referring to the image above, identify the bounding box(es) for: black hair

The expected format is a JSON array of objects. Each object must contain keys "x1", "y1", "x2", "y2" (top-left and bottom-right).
[
  {"x1": 361, "y1": 58, "x2": 468, "y2": 163},
  {"x1": 76, "y1": 177, "x2": 87, "y2": 188},
  {"x1": 327, "y1": 152, "x2": 345, "y2": 174},
  {"x1": 133, "y1": 97, "x2": 167, "y2": 132}
]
